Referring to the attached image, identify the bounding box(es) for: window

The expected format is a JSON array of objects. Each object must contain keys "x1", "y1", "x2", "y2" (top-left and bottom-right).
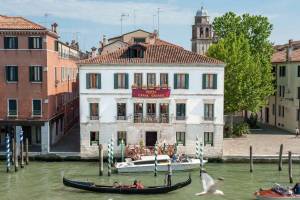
[
  {"x1": 298, "y1": 66, "x2": 300, "y2": 77},
  {"x1": 129, "y1": 46, "x2": 144, "y2": 58},
  {"x1": 134, "y1": 37, "x2": 146, "y2": 43},
  {"x1": 134, "y1": 103, "x2": 143, "y2": 123},
  {"x1": 29, "y1": 66, "x2": 43, "y2": 82},
  {"x1": 32, "y1": 99, "x2": 42, "y2": 116},
  {"x1": 28, "y1": 37, "x2": 42, "y2": 49},
  {"x1": 146, "y1": 103, "x2": 156, "y2": 122},
  {"x1": 160, "y1": 73, "x2": 168, "y2": 87},
  {"x1": 90, "y1": 131, "x2": 99, "y2": 146},
  {"x1": 278, "y1": 105, "x2": 284, "y2": 118},
  {"x1": 174, "y1": 74, "x2": 189, "y2": 89},
  {"x1": 278, "y1": 85, "x2": 285, "y2": 97},
  {"x1": 204, "y1": 104, "x2": 214, "y2": 120},
  {"x1": 176, "y1": 132, "x2": 185, "y2": 146},
  {"x1": 298, "y1": 87, "x2": 300, "y2": 99},
  {"x1": 176, "y1": 103, "x2": 186, "y2": 120},
  {"x1": 203, "y1": 74, "x2": 217, "y2": 89},
  {"x1": 272, "y1": 104, "x2": 276, "y2": 116},
  {"x1": 134, "y1": 73, "x2": 143, "y2": 88},
  {"x1": 297, "y1": 109, "x2": 300, "y2": 121},
  {"x1": 147, "y1": 73, "x2": 156, "y2": 87},
  {"x1": 4, "y1": 37, "x2": 18, "y2": 49},
  {"x1": 114, "y1": 73, "x2": 128, "y2": 89},
  {"x1": 279, "y1": 66, "x2": 286, "y2": 77},
  {"x1": 8, "y1": 99, "x2": 17, "y2": 116},
  {"x1": 89, "y1": 103, "x2": 99, "y2": 120},
  {"x1": 117, "y1": 103, "x2": 126, "y2": 120},
  {"x1": 86, "y1": 73, "x2": 101, "y2": 89},
  {"x1": 6, "y1": 66, "x2": 18, "y2": 82},
  {"x1": 204, "y1": 132, "x2": 214, "y2": 146},
  {"x1": 35, "y1": 126, "x2": 41, "y2": 144},
  {"x1": 117, "y1": 131, "x2": 127, "y2": 145}
]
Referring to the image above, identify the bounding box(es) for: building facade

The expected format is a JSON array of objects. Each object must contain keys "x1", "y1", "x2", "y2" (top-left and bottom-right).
[
  {"x1": 0, "y1": 15, "x2": 82, "y2": 153},
  {"x1": 191, "y1": 7, "x2": 215, "y2": 55},
  {"x1": 259, "y1": 40, "x2": 300, "y2": 133},
  {"x1": 79, "y1": 41, "x2": 225, "y2": 158}
]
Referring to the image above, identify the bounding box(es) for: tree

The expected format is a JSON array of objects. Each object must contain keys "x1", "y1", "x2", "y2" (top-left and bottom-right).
[{"x1": 209, "y1": 12, "x2": 274, "y2": 115}]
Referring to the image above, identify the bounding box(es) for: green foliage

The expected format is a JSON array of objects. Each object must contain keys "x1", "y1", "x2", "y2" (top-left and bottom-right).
[
  {"x1": 247, "y1": 113, "x2": 259, "y2": 129},
  {"x1": 208, "y1": 12, "x2": 274, "y2": 114},
  {"x1": 232, "y1": 122, "x2": 250, "y2": 137}
]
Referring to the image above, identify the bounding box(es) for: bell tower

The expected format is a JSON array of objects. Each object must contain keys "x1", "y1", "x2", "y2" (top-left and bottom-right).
[{"x1": 191, "y1": 7, "x2": 213, "y2": 55}]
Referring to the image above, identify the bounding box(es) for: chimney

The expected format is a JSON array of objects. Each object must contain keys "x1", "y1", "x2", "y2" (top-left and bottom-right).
[
  {"x1": 51, "y1": 22, "x2": 58, "y2": 33},
  {"x1": 287, "y1": 39, "x2": 293, "y2": 62},
  {"x1": 102, "y1": 35, "x2": 108, "y2": 46},
  {"x1": 91, "y1": 47, "x2": 97, "y2": 58}
]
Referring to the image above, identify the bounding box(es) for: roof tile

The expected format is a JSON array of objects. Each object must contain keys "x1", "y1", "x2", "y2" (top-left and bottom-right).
[{"x1": 0, "y1": 15, "x2": 46, "y2": 30}]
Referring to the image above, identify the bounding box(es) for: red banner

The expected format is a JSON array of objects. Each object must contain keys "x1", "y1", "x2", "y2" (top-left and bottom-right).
[{"x1": 132, "y1": 88, "x2": 170, "y2": 98}]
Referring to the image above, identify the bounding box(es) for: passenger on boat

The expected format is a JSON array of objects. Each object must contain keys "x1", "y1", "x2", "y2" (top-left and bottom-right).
[
  {"x1": 132, "y1": 180, "x2": 138, "y2": 188},
  {"x1": 293, "y1": 183, "x2": 300, "y2": 194},
  {"x1": 136, "y1": 181, "x2": 144, "y2": 189},
  {"x1": 113, "y1": 181, "x2": 120, "y2": 188}
]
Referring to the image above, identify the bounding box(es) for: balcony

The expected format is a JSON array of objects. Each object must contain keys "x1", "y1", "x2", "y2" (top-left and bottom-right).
[
  {"x1": 176, "y1": 115, "x2": 186, "y2": 121},
  {"x1": 116, "y1": 116, "x2": 128, "y2": 121},
  {"x1": 203, "y1": 116, "x2": 216, "y2": 121},
  {"x1": 133, "y1": 114, "x2": 169, "y2": 123},
  {"x1": 132, "y1": 85, "x2": 170, "y2": 98},
  {"x1": 89, "y1": 115, "x2": 100, "y2": 120}
]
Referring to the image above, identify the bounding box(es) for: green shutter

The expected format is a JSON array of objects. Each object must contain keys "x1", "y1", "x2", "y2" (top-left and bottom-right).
[
  {"x1": 5, "y1": 66, "x2": 9, "y2": 81},
  {"x1": 39, "y1": 37, "x2": 43, "y2": 49},
  {"x1": 97, "y1": 74, "x2": 101, "y2": 89},
  {"x1": 14, "y1": 66, "x2": 18, "y2": 81},
  {"x1": 4, "y1": 37, "x2": 8, "y2": 49},
  {"x1": 185, "y1": 74, "x2": 189, "y2": 89},
  {"x1": 213, "y1": 74, "x2": 217, "y2": 89},
  {"x1": 39, "y1": 67, "x2": 43, "y2": 81},
  {"x1": 15, "y1": 37, "x2": 18, "y2": 49},
  {"x1": 183, "y1": 104, "x2": 186, "y2": 116},
  {"x1": 125, "y1": 73, "x2": 129, "y2": 89},
  {"x1": 29, "y1": 67, "x2": 34, "y2": 81},
  {"x1": 174, "y1": 74, "x2": 178, "y2": 89},
  {"x1": 114, "y1": 73, "x2": 118, "y2": 89},
  {"x1": 202, "y1": 74, "x2": 206, "y2": 89},
  {"x1": 86, "y1": 73, "x2": 90, "y2": 89},
  {"x1": 28, "y1": 37, "x2": 33, "y2": 49}
]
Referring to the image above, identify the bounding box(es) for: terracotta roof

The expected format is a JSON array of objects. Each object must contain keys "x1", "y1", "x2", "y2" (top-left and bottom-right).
[
  {"x1": 0, "y1": 15, "x2": 46, "y2": 30},
  {"x1": 272, "y1": 49, "x2": 300, "y2": 63},
  {"x1": 108, "y1": 29, "x2": 152, "y2": 41},
  {"x1": 80, "y1": 44, "x2": 223, "y2": 65}
]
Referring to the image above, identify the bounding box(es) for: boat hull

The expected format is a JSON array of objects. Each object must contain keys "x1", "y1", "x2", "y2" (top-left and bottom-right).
[
  {"x1": 63, "y1": 175, "x2": 191, "y2": 194},
  {"x1": 255, "y1": 189, "x2": 300, "y2": 200},
  {"x1": 116, "y1": 159, "x2": 207, "y2": 173}
]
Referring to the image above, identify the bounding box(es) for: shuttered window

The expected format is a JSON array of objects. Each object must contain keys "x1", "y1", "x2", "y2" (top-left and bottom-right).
[
  {"x1": 204, "y1": 104, "x2": 214, "y2": 120},
  {"x1": 176, "y1": 132, "x2": 186, "y2": 146},
  {"x1": 32, "y1": 99, "x2": 42, "y2": 116},
  {"x1": 202, "y1": 74, "x2": 217, "y2": 89},
  {"x1": 4, "y1": 37, "x2": 18, "y2": 49},
  {"x1": 147, "y1": 73, "x2": 156, "y2": 87},
  {"x1": 89, "y1": 103, "x2": 99, "y2": 120},
  {"x1": 160, "y1": 73, "x2": 168, "y2": 87},
  {"x1": 8, "y1": 99, "x2": 17, "y2": 116},
  {"x1": 204, "y1": 132, "x2": 214, "y2": 146},
  {"x1": 176, "y1": 103, "x2": 186, "y2": 120},
  {"x1": 134, "y1": 73, "x2": 143, "y2": 87},
  {"x1": 114, "y1": 73, "x2": 128, "y2": 89},
  {"x1": 174, "y1": 74, "x2": 189, "y2": 89},
  {"x1": 28, "y1": 37, "x2": 42, "y2": 49},
  {"x1": 29, "y1": 66, "x2": 43, "y2": 82},
  {"x1": 6, "y1": 66, "x2": 18, "y2": 82},
  {"x1": 86, "y1": 73, "x2": 101, "y2": 89},
  {"x1": 117, "y1": 131, "x2": 127, "y2": 145}
]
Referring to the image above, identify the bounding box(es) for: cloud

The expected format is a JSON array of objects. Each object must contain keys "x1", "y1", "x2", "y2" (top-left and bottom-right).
[{"x1": 0, "y1": 0, "x2": 195, "y2": 26}]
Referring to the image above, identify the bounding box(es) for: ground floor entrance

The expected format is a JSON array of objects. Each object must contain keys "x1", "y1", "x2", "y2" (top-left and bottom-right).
[{"x1": 145, "y1": 131, "x2": 157, "y2": 147}]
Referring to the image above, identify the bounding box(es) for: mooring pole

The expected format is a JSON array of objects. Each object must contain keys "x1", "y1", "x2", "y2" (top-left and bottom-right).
[
  {"x1": 20, "y1": 128, "x2": 24, "y2": 168},
  {"x1": 14, "y1": 137, "x2": 18, "y2": 172},
  {"x1": 111, "y1": 138, "x2": 114, "y2": 167},
  {"x1": 99, "y1": 144, "x2": 103, "y2": 176},
  {"x1": 278, "y1": 144, "x2": 283, "y2": 171},
  {"x1": 199, "y1": 141, "x2": 204, "y2": 176},
  {"x1": 25, "y1": 138, "x2": 29, "y2": 165},
  {"x1": 154, "y1": 141, "x2": 158, "y2": 177},
  {"x1": 250, "y1": 145, "x2": 253, "y2": 173},
  {"x1": 288, "y1": 151, "x2": 293, "y2": 183},
  {"x1": 6, "y1": 134, "x2": 10, "y2": 173},
  {"x1": 167, "y1": 160, "x2": 172, "y2": 186},
  {"x1": 12, "y1": 138, "x2": 15, "y2": 165},
  {"x1": 108, "y1": 142, "x2": 111, "y2": 176},
  {"x1": 121, "y1": 139, "x2": 124, "y2": 162}
]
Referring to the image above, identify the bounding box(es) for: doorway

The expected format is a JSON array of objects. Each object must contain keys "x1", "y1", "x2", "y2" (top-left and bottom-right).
[
  {"x1": 265, "y1": 107, "x2": 269, "y2": 123},
  {"x1": 145, "y1": 131, "x2": 157, "y2": 147}
]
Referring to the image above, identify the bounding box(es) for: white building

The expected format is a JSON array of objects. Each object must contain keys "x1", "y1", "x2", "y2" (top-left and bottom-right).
[{"x1": 78, "y1": 41, "x2": 225, "y2": 158}]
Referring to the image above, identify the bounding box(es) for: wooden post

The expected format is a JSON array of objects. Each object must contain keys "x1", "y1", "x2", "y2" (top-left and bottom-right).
[
  {"x1": 25, "y1": 138, "x2": 29, "y2": 165},
  {"x1": 20, "y1": 129, "x2": 24, "y2": 168},
  {"x1": 278, "y1": 144, "x2": 283, "y2": 171},
  {"x1": 12, "y1": 138, "x2": 15, "y2": 165},
  {"x1": 250, "y1": 145, "x2": 253, "y2": 173},
  {"x1": 288, "y1": 151, "x2": 293, "y2": 183},
  {"x1": 14, "y1": 138, "x2": 18, "y2": 172},
  {"x1": 99, "y1": 144, "x2": 103, "y2": 176}
]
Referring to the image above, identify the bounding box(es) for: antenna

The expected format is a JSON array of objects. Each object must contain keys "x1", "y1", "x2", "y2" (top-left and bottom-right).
[
  {"x1": 120, "y1": 13, "x2": 129, "y2": 34},
  {"x1": 133, "y1": 9, "x2": 137, "y2": 29},
  {"x1": 157, "y1": 8, "x2": 161, "y2": 36},
  {"x1": 44, "y1": 13, "x2": 50, "y2": 28},
  {"x1": 152, "y1": 14, "x2": 156, "y2": 31}
]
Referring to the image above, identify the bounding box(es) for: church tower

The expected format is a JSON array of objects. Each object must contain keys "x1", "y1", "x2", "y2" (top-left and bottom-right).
[{"x1": 191, "y1": 7, "x2": 214, "y2": 55}]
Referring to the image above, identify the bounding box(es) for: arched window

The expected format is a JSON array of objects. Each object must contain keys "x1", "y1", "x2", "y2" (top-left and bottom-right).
[
  {"x1": 206, "y1": 28, "x2": 210, "y2": 38},
  {"x1": 200, "y1": 27, "x2": 204, "y2": 38}
]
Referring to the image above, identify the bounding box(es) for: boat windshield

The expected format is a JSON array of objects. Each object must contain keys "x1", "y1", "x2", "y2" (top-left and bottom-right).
[{"x1": 133, "y1": 159, "x2": 169, "y2": 165}]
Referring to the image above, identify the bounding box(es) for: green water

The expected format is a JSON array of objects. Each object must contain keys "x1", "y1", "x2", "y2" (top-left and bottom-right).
[{"x1": 0, "y1": 162, "x2": 299, "y2": 200}]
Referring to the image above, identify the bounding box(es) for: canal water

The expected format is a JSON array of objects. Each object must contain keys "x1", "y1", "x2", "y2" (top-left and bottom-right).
[{"x1": 1, "y1": 162, "x2": 300, "y2": 200}]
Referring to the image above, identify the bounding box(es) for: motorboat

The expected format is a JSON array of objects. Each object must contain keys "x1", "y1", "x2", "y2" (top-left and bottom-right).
[
  {"x1": 115, "y1": 155, "x2": 207, "y2": 173},
  {"x1": 255, "y1": 184, "x2": 300, "y2": 200}
]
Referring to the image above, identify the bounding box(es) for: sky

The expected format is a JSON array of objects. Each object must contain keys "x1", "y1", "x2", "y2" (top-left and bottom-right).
[{"x1": 1, "y1": 0, "x2": 300, "y2": 51}]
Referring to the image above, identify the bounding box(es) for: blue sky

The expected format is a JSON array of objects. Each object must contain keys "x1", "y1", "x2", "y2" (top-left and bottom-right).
[{"x1": 1, "y1": 0, "x2": 299, "y2": 51}]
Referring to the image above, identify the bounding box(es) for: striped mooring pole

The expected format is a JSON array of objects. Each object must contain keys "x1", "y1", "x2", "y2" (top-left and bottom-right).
[
  {"x1": 6, "y1": 133, "x2": 11, "y2": 173},
  {"x1": 20, "y1": 128, "x2": 24, "y2": 168},
  {"x1": 110, "y1": 138, "x2": 114, "y2": 166},
  {"x1": 174, "y1": 142, "x2": 178, "y2": 155},
  {"x1": 108, "y1": 142, "x2": 111, "y2": 176},
  {"x1": 154, "y1": 141, "x2": 158, "y2": 176},
  {"x1": 120, "y1": 139, "x2": 125, "y2": 162},
  {"x1": 195, "y1": 136, "x2": 199, "y2": 159},
  {"x1": 199, "y1": 141, "x2": 204, "y2": 176}
]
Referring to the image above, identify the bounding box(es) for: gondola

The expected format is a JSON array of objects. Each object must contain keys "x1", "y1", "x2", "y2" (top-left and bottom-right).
[{"x1": 63, "y1": 174, "x2": 191, "y2": 194}]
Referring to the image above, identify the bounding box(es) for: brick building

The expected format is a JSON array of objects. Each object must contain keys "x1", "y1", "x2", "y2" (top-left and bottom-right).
[{"x1": 0, "y1": 15, "x2": 82, "y2": 153}]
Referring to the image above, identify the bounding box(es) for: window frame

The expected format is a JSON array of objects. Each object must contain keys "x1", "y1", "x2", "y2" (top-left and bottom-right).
[
  {"x1": 6, "y1": 65, "x2": 18, "y2": 82},
  {"x1": 204, "y1": 103, "x2": 214, "y2": 120},
  {"x1": 134, "y1": 73, "x2": 143, "y2": 88},
  {"x1": 176, "y1": 132, "x2": 186, "y2": 146},
  {"x1": 117, "y1": 131, "x2": 127, "y2": 146},
  {"x1": 160, "y1": 73, "x2": 168, "y2": 87},
  {"x1": 176, "y1": 103, "x2": 186, "y2": 120},
  {"x1": 203, "y1": 74, "x2": 217, "y2": 89},
  {"x1": 204, "y1": 132, "x2": 214, "y2": 146},
  {"x1": 86, "y1": 73, "x2": 101, "y2": 89},
  {"x1": 89, "y1": 103, "x2": 99, "y2": 120},
  {"x1": 7, "y1": 98, "x2": 18, "y2": 117},
  {"x1": 29, "y1": 66, "x2": 43, "y2": 82},
  {"x1": 28, "y1": 36, "x2": 43, "y2": 49},
  {"x1": 147, "y1": 73, "x2": 156, "y2": 88},
  {"x1": 117, "y1": 103, "x2": 127, "y2": 120},
  {"x1": 4, "y1": 36, "x2": 18, "y2": 49},
  {"x1": 32, "y1": 99, "x2": 42, "y2": 116},
  {"x1": 90, "y1": 131, "x2": 99, "y2": 146}
]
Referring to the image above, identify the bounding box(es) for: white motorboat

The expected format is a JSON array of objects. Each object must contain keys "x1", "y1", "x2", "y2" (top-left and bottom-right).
[{"x1": 115, "y1": 155, "x2": 207, "y2": 173}]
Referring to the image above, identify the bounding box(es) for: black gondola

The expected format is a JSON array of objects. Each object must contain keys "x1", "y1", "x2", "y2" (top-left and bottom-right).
[{"x1": 63, "y1": 175, "x2": 191, "y2": 194}]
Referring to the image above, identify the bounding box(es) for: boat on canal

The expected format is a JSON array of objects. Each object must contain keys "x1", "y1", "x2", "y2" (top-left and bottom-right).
[
  {"x1": 255, "y1": 184, "x2": 300, "y2": 200},
  {"x1": 63, "y1": 174, "x2": 191, "y2": 194},
  {"x1": 115, "y1": 155, "x2": 207, "y2": 173}
]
